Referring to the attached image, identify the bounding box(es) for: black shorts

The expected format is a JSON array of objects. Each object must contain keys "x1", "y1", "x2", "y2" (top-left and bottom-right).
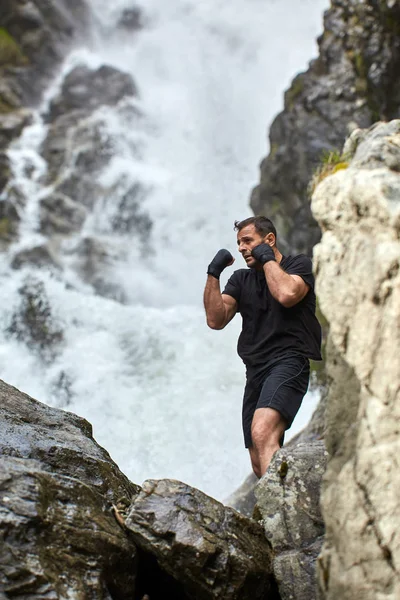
[{"x1": 242, "y1": 355, "x2": 310, "y2": 448}]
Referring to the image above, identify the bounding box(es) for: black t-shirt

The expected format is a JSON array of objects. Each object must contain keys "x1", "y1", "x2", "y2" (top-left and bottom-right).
[{"x1": 222, "y1": 254, "x2": 322, "y2": 378}]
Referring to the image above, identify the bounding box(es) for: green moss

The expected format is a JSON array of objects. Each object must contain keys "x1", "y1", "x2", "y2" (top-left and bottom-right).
[
  {"x1": 309, "y1": 149, "x2": 349, "y2": 195},
  {"x1": 285, "y1": 73, "x2": 306, "y2": 109},
  {"x1": 0, "y1": 27, "x2": 28, "y2": 67},
  {"x1": 269, "y1": 142, "x2": 279, "y2": 160},
  {"x1": 278, "y1": 461, "x2": 288, "y2": 479},
  {"x1": 0, "y1": 217, "x2": 11, "y2": 238},
  {"x1": 353, "y1": 52, "x2": 367, "y2": 79}
]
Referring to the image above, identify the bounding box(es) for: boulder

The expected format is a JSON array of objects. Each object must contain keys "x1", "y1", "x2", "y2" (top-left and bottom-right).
[
  {"x1": 311, "y1": 120, "x2": 400, "y2": 599},
  {"x1": 41, "y1": 110, "x2": 114, "y2": 190},
  {"x1": 5, "y1": 277, "x2": 64, "y2": 364},
  {"x1": 46, "y1": 64, "x2": 138, "y2": 123},
  {"x1": 0, "y1": 196, "x2": 20, "y2": 248},
  {"x1": 251, "y1": 0, "x2": 400, "y2": 255},
  {"x1": 40, "y1": 191, "x2": 88, "y2": 235},
  {"x1": 0, "y1": 377, "x2": 140, "y2": 598},
  {"x1": 0, "y1": 108, "x2": 32, "y2": 147},
  {"x1": 0, "y1": 455, "x2": 137, "y2": 599},
  {"x1": 255, "y1": 441, "x2": 327, "y2": 600},
  {"x1": 11, "y1": 243, "x2": 62, "y2": 271},
  {"x1": 125, "y1": 478, "x2": 280, "y2": 600}
]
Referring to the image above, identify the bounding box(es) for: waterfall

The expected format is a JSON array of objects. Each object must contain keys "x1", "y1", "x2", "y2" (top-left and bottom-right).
[{"x1": 0, "y1": 0, "x2": 328, "y2": 500}]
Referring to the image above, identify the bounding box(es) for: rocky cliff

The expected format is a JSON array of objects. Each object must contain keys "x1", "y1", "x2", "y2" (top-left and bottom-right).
[
  {"x1": 312, "y1": 119, "x2": 400, "y2": 599},
  {"x1": 251, "y1": 0, "x2": 400, "y2": 256}
]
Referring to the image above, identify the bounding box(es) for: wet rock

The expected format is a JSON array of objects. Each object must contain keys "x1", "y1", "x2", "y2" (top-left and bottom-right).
[
  {"x1": 126, "y1": 478, "x2": 280, "y2": 600},
  {"x1": 11, "y1": 243, "x2": 62, "y2": 271},
  {"x1": 255, "y1": 441, "x2": 328, "y2": 600},
  {"x1": 0, "y1": 152, "x2": 11, "y2": 192},
  {"x1": 0, "y1": 455, "x2": 137, "y2": 599},
  {"x1": 108, "y1": 180, "x2": 152, "y2": 237},
  {"x1": 46, "y1": 64, "x2": 138, "y2": 123},
  {"x1": 40, "y1": 191, "x2": 88, "y2": 235},
  {"x1": 0, "y1": 197, "x2": 20, "y2": 248},
  {"x1": 118, "y1": 7, "x2": 143, "y2": 31},
  {"x1": 41, "y1": 110, "x2": 114, "y2": 189},
  {"x1": 0, "y1": 108, "x2": 32, "y2": 147},
  {"x1": 0, "y1": 378, "x2": 139, "y2": 597},
  {"x1": 251, "y1": 0, "x2": 400, "y2": 255},
  {"x1": 5, "y1": 277, "x2": 63, "y2": 363},
  {"x1": 312, "y1": 120, "x2": 400, "y2": 599}
]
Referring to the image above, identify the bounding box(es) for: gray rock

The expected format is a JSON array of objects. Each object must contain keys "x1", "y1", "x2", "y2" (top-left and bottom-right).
[
  {"x1": 126, "y1": 478, "x2": 280, "y2": 600},
  {"x1": 255, "y1": 441, "x2": 328, "y2": 600},
  {"x1": 0, "y1": 196, "x2": 20, "y2": 248},
  {"x1": 251, "y1": 0, "x2": 400, "y2": 256},
  {"x1": 41, "y1": 110, "x2": 113, "y2": 189},
  {"x1": 118, "y1": 7, "x2": 142, "y2": 31},
  {"x1": 46, "y1": 64, "x2": 138, "y2": 123},
  {"x1": 5, "y1": 277, "x2": 64, "y2": 364},
  {"x1": 40, "y1": 191, "x2": 88, "y2": 235},
  {"x1": 0, "y1": 108, "x2": 32, "y2": 147},
  {"x1": 11, "y1": 243, "x2": 62, "y2": 271}
]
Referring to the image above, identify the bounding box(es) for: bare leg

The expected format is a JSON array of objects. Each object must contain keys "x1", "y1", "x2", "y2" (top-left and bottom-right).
[
  {"x1": 248, "y1": 445, "x2": 262, "y2": 478},
  {"x1": 250, "y1": 407, "x2": 287, "y2": 478}
]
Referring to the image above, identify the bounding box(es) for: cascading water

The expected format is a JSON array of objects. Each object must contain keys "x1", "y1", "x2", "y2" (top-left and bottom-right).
[{"x1": 0, "y1": 0, "x2": 328, "y2": 500}]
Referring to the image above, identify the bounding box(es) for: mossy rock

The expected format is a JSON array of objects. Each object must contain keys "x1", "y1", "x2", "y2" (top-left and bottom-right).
[
  {"x1": 285, "y1": 73, "x2": 306, "y2": 109},
  {"x1": 0, "y1": 217, "x2": 12, "y2": 238},
  {"x1": 0, "y1": 27, "x2": 29, "y2": 67}
]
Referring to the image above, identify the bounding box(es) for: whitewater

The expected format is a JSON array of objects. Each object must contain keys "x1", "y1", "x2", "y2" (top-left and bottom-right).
[{"x1": 0, "y1": 0, "x2": 328, "y2": 500}]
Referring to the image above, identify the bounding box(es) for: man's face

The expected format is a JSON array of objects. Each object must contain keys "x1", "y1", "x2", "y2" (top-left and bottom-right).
[{"x1": 237, "y1": 224, "x2": 270, "y2": 268}]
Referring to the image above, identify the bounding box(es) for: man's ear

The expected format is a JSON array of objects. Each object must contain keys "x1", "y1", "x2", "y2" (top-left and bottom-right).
[{"x1": 264, "y1": 232, "x2": 276, "y2": 247}]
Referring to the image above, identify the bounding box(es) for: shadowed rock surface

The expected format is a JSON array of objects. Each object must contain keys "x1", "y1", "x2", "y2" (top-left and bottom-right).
[
  {"x1": 251, "y1": 0, "x2": 400, "y2": 255},
  {"x1": 312, "y1": 120, "x2": 400, "y2": 599},
  {"x1": 126, "y1": 478, "x2": 280, "y2": 600}
]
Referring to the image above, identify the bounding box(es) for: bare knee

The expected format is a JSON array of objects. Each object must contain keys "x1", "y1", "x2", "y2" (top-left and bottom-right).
[
  {"x1": 251, "y1": 408, "x2": 286, "y2": 450},
  {"x1": 251, "y1": 420, "x2": 278, "y2": 451}
]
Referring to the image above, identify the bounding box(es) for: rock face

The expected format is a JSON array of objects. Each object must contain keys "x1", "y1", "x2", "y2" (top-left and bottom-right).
[
  {"x1": 0, "y1": 378, "x2": 139, "y2": 598},
  {"x1": 125, "y1": 478, "x2": 280, "y2": 600},
  {"x1": 311, "y1": 120, "x2": 400, "y2": 599},
  {"x1": 251, "y1": 0, "x2": 400, "y2": 255},
  {"x1": 255, "y1": 441, "x2": 328, "y2": 600}
]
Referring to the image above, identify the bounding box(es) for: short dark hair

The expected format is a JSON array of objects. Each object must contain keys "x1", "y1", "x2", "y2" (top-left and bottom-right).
[{"x1": 234, "y1": 216, "x2": 277, "y2": 240}]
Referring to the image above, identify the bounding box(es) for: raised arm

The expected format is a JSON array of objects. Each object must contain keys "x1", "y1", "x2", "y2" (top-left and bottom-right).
[
  {"x1": 203, "y1": 249, "x2": 237, "y2": 329},
  {"x1": 251, "y1": 244, "x2": 310, "y2": 308}
]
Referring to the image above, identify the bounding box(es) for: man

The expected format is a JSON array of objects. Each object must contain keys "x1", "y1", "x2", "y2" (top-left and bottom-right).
[{"x1": 203, "y1": 216, "x2": 322, "y2": 478}]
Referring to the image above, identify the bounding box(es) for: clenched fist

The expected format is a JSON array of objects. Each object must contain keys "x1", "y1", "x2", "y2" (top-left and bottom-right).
[{"x1": 207, "y1": 249, "x2": 234, "y2": 279}]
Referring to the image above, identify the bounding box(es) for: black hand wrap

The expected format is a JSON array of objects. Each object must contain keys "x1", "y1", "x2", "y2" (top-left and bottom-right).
[
  {"x1": 207, "y1": 249, "x2": 233, "y2": 279},
  {"x1": 251, "y1": 243, "x2": 276, "y2": 265}
]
